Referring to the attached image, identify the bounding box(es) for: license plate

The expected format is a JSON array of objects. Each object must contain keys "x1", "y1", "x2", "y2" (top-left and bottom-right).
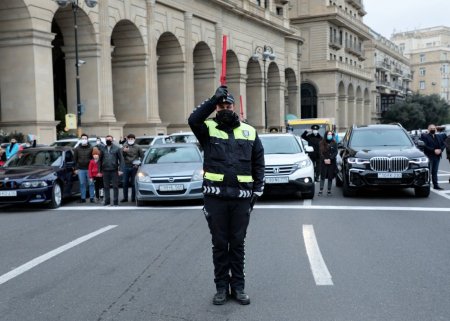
[
  {"x1": 266, "y1": 176, "x2": 289, "y2": 184},
  {"x1": 159, "y1": 184, "x2": 184, "y2": 191},
  {"x1": 0, "y1": 190, "x2": 17, "y2": 197},
  {"x1": 377, "y1": 172, "x2": 402, "y2": 178}
]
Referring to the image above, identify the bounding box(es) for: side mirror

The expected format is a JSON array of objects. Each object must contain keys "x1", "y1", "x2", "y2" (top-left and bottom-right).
[{"x1": 305, "y1": 146, "x2": 314, "y2": 153}]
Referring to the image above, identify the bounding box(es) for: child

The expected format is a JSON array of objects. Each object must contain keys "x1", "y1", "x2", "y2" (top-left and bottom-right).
[{"x1": 88, "y1": 147, "x2": 103, "y2": 202}]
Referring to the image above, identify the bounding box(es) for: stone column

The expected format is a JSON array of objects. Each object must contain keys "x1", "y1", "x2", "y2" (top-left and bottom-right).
[
  {"x1": 356, "y1": 97, "x2": 364, "y2": 125},
  {"x1": 0, "y1": 30, "x2": 58, "y2": 144},
  {"x1": 347, "y1": 96, "x2": 356, "y2": 127},
  {"x1": 364, "y1": 99, "x2": 372, "y2": 125},
  {"x1": 184, "y1": 12, "x2": 194, "y2": 120},
  {"x1": 338, "y1": 95, "x2": 348, "y2": 130},
  {"x1": 267, "y1": 80, "x2": 285, "y2": 130}
]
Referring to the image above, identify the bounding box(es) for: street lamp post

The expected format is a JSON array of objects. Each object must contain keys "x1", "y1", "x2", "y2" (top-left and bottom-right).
[
  {"x1": 252, "y1": 45, "x2": 275, "y2": 132},
  {"x1": 55, "y1": 0, "x2": 98, "y2": 136}
]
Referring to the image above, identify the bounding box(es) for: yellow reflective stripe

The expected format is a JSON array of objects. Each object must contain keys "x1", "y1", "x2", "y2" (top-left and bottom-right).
[
  {"x1": 204, "y1": 172, "x2": 224, "y2": 181},
  {"x1": 205, "y1": 120, "x2": 228, "y2": 139},
  {"x1": 237, "y1": 175, "x2": 253, "y2": 183}
]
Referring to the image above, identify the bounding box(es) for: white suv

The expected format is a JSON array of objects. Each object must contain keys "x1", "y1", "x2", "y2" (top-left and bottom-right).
[{"x1": 259, "y1": 133, "x2": 315, "y2": 199}]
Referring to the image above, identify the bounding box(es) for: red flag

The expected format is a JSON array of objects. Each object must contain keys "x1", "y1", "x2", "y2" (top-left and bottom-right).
[
  {"x1": 220, "y1": 35, "x2": 227, "y2": 86},
  {"x1": 239, "y1": 95, "x2": 244, "y2": 120}
]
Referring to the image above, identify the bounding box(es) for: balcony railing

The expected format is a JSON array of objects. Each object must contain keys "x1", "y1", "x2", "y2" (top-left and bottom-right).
[
  {"x1": 324, "y1": 5, "x2": 370, "y2": 37},
  {"x1": 376, "y1": 61, "x2": 391, "y2": 71},
  {"x1": 376, "y1": 80, "x2": 390, "y2": 88},
  {"x1": 329, "y1": 38, "x2": 342, "y2": 50},
  {"x1": 391, "y1": 68, "x2": 403, "y2": 76}
]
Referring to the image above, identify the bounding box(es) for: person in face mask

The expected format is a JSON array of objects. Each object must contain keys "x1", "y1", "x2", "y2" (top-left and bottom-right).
[
  {"x1": 420, "y1": 124, "x2": 446, "y2": 190},
  {"x1": 74, "y1": 133, "x2": 95, "y2": 203},
  {"x1": 188, "y1": 86, "x2": 265, "y2": 306},
  {"x1": 317, "y1": 131, "x2": 338, "y2": 196},
  {"x1": 301, "y1": 124, "x2": 323, "y2": 182},
  {"x1": 121, "y1": 133, "x2": 144, "y2": 202},
  {"x1": 99, "y1": 135, "x2": 124, "y2": 206}
]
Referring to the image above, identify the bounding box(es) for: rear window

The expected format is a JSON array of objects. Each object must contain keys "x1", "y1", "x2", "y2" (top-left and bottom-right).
[
  {"x1": 260, "y1": 136, "x2": 303, "y2": 154},
  {"x1": 350, "y1": 129, "x2": 413, "y2": 148},
  {"x1": 135, "y1": 137, "x2": 154, "y2": 145}
]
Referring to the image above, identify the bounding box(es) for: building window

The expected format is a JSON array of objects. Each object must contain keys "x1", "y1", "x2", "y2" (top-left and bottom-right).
[
  {"x1": 419, "y1": 68, "x2": 426, "y2": 76},
  {"x1": 442, "y1": 78, "x2": 449, "y2": 88},
  {"x1": 441, "y1": 52, "x2": 448, "y2": 61},
  {"x1": 420, "y1": 54, "x2": 426, "y2": 63},
  {"x1": 399, "y1": 43, "x2": 405, "y2": 51},
  {"x1": 339, "y1": 56, "x2": 343, "y2": 62},
  {"x1": 276, "y1": 6, "x2": 283, "y2": 15},
  {"x1": 419, "y1": 81, "x2": 426, "y2": 90},
  {"x1": 442, "y1": 64, "x2": 449, "y2": 74}
]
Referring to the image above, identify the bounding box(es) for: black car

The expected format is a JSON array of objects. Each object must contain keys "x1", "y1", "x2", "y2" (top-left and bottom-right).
[
  {"x1": 0, "y1": 147, "x2": 80, "y2": 208},
  {"x1": 336, "y1": 124, "x2": 430, "y2": 197}
]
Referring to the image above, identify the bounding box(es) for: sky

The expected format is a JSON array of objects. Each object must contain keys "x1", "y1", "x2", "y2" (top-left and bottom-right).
[{"x1": 363, "y1": 0, "x2": 450, "y2": 39}]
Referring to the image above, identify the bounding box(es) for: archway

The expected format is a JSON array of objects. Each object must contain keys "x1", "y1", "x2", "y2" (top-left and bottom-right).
[
  {"x1": 347, "y1": 84, "x2": 355, "y2": 126},
  {"x1": 301, "y1": 83, "x2": 318, "y2": 118},
  {"x1": 285, "y1": 68, "x2": 298, "y2": 119},
  {"x1": 246, "y1": 59, "x2": 263, "y2": 128},
  {"x1": 156, "y1": 32, "x2": 185, "y2": 128},
  {"x1": 337, "y1": 81, "x2": 347, "y2": 130},
  {"x1": 193, "y1": 42, "x2": 215, "y2": 106},
  {"x1": 111, "y1": 20, "x2": 146, "y2": 128}
]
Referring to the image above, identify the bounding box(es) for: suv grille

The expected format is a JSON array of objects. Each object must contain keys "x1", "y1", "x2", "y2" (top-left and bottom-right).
[
  {"x1": 370, "y1": 157, "x2": 409, "y2": 172},
  {"x1": 265, "y1": 165, "x2": 295, "y2": 176}
]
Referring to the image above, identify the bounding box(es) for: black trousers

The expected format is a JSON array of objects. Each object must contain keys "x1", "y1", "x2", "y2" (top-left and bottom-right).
[
  {"x1": 203, "y1": 195, "x2": 251, "y2": 291},
  {"x1": 103, "y1": 170, "x2": 119, "y2": 205}
]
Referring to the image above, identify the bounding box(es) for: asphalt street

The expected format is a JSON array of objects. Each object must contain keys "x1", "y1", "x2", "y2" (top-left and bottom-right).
[{"x1": 1, "y1": 162, "x2": 450, "y2": 321}]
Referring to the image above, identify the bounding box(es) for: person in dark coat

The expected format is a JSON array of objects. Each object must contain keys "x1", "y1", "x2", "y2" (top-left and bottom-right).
[
  {"x1": 421, "y1": 124, "x2": 446, "y2": 190},
  {"x1": 301, "y1": 124, "x2": 322, "y2": 181},
  {"x1": 99, "y1": 135, "x2": 124, "y2": 206},
  {"x1": 318, "y1": 131, "x2": 338, "y2": 196},
  {"x1": 74, "y1": 133, "x2": 94, "y2": 203},
  {"x1": 188, "y1": 86, "x2": 265, "y2": 306}
]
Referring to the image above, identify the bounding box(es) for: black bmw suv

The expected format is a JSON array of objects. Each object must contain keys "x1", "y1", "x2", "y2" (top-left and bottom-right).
[{"x1": 336, "y1": 124, "x2": 430, "y2": 197}]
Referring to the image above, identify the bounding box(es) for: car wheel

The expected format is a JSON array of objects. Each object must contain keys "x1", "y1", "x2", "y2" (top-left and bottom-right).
[
  {"x1": 335, "y1": 172, "x2": 343, "y2": 187},
  {"x1": 49, "y1": 182, "x2": 62, "y2": 209},
  {"x1": 342, "y1": 173, "x2": 356, "y2": 197},
  {"x1": 414, "y1": 186, "x2": 430, "y2": 197},
  {"x1": 302, "y1": 185, "x2": 315, "y2": 199}
]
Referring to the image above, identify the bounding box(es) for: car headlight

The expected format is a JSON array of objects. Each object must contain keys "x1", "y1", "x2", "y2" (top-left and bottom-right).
[
  {"x1": 20, "y1": 181, "x2": 48, "y2": 188},
  {"x1": 137, "y1": 172, "x2": 152, "y2": 183},
  {"x1": 293, "y1": 159, "x2": 312, "y2": 170},
  {"x1": 348, "y1": 157, "x2": 370, "y2": 168},
  {"x1": 410, "y1": 157, "x2": 429, "y2": 165},
  {"x1": 192, "y1": 169, "x2": 204, "y2": 181}
]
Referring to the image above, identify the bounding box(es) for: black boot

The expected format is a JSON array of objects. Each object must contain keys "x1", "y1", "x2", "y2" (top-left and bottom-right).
[
  {"x1": 212, "y1": 289, "x2": 228, "y2": 305},
  {"x1": 231, "y1": 289, "x2": 250, "y2": 305}
]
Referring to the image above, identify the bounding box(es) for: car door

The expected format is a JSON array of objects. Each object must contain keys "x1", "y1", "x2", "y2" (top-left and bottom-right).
[{"x1": 62, "y1": 150, "x2": 80, "y2": 196}]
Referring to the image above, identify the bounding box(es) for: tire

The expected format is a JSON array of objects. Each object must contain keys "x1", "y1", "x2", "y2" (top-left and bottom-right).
[
  {"x1": 48, "y1": 182, "x2": 62, "y2": 209},
  {"x1": 414, "y1": 186, "x2": 430, "y2": 198},
  {"x1": 342, "y1": 174, "x2": 356, "y2": 197},
  {"x1": 302, "y1": 185, "x2": 315, "y2": 199},
  {"x1": 335, "y1": 173, "x2": 343, "y2": 187}
]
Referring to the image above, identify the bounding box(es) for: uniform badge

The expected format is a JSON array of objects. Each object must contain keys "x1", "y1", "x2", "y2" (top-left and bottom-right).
[{"x1": 242, "y1": 130, "x2": 250, "y2": 138}]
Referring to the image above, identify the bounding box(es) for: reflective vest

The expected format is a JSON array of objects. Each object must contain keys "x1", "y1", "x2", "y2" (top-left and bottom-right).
[{"x1": 202, "y1": 119, "x2": 256, "y2": 198}]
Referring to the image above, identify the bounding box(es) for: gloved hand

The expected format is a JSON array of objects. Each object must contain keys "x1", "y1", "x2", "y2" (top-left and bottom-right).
[
  {"x1": 210, "y1": 86, "x2": 228, "y2": 105},
  {"x1": 249, "y1": 191, "x2": 262, "y2": 214}
]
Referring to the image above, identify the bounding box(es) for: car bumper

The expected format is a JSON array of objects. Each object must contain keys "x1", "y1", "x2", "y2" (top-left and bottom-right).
[
  {"x1": 0, "y1": 187, "x2": 52, "y2": 204},
  {"x1": 136, "y1": 180, "x2": 203, "y2": 201},
  {"x1": 348, "y1": 168, "x2": 430, "y2": 187},
  {"x1": 264, "y1": 176, "x2": 315, "y2": 194}
]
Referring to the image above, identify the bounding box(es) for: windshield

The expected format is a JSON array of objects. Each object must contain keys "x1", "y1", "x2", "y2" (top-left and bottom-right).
[
  {"x1": 350, "y1": 129, "x2": 413, "y2": 148},
  {"x1": 5, "y1": 150, "x2": 63, "y2": 167},
  {"x1": 260, "y1": 136, "x2": 303, "y2": 154},
  {"x1": 135, "y1": 137, "x2": 154, "y2": 145},
  {"x1": 289, "y1": 124, "x2": 327, "y2": 137},
  {"x1": 144, "y1": 146, "x2": 201, "y2": 164}
]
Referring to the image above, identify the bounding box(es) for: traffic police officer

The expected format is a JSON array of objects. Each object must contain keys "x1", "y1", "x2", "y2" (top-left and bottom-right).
[{"x1": 188, "y1": 86, "x2": 265, "y2": 305}]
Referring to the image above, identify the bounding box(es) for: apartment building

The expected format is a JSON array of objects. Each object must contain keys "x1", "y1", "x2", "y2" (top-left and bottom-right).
[
  {"x1": 0, "y1": 0, "x2": 302, "y2": 143},
  {"x1": 391, "y1": 26, "x2": 450, "y2": 102},
  {"x1": 290, "y1": 0, "x2": 373, "y2": 130},
  {"x1": 365, "y1": 29, "x2": 412, "y2": 120}
]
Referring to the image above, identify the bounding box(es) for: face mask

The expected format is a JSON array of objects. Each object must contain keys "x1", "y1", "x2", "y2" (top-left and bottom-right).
[
  {"x1": 127, "y1": 140, "x2": 135, "y2": 145},
  {"x1": 312, "y1": 130, "x2": 318, "y2": 135},
  {"x1": 327, "y1": 135, "x2": 333, "y2": 140},
  {"x1": 81, "y1": 139, "x2": 88, "y2": 145},
  {"x1": 96, "y1": 140, "x2": 101, "y2": 145},
  {"x1": 216, "y1": 109, "x2": 239, "y2": 127},
  {"x1": 106, "y1": 140, "x2": 112, "y2": 146},
  {"x1": 429, "y1": 130, "x2": 436, "y2": 134}
]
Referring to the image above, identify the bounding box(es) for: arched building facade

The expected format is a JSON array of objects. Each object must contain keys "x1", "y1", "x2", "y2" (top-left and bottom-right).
[{"x1": 0, "y1": 0, "x2": 303, "y2": 143}]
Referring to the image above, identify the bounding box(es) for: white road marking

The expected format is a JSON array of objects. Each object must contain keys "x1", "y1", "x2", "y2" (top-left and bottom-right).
[
  {"x1": 303, "y1": 225, "x2": 333, "y2": 286},
  {"x1": 57, "y1": 205, "x2": 450, "y2": 212},
  {"x1": 430, "y1": 188, "x2": 450, "y2": 200},
  {"x1": 0, "y1": 225, "x2": 117, "y2": 286},
  {"x1": 303, "y1": 199, "x2": 312, "y2": 206}
]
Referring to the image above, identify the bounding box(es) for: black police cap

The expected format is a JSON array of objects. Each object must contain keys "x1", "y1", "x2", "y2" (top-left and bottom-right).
[
  {"x1": 311, "y1": 125, "x2": 319, "y2": 130},
  {"x1": 220, "y1": 94, "x2": 235, "y2": 104}
]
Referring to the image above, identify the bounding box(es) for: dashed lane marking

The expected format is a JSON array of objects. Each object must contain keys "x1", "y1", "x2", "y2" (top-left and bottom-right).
[
  {"x1": 303, "y1": 224, "x2": 333, "y2": 286},
  {"x1": 0, "y1": 225, "x2": 117, "y2": 286}
]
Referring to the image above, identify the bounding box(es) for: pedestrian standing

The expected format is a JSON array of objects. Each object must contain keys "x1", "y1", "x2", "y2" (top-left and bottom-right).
[
  {"x1": 99, "y1": 135, "x2": 124, "y2": 206},
  {"x1": 318, "y1": 131, "x2": 338, "y2": 196},
  {"x1": 88, "y1": 147, "x2": 103, "y2": 202},
  {"x1": 5, "y1": 138, "x2": 20, "y2": 160},
  {"x1": 421, "y1": 124, "x2": 446, "y2": 190},
  {"x1": 121, "y1": 134, "x2": 144, "y2": 203},
  {"x1": 188, "y1": 86, "x2": 265, "y2": 306},
  {"x1": 301, "y1": 125, "x2": 322, "y2": 181},
  {"x1": 74, "y1": 133, "x2": 95, "y2": 203},
  {"x1": 445, "y1": 134, "x2": 450, "y2": 184}
]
